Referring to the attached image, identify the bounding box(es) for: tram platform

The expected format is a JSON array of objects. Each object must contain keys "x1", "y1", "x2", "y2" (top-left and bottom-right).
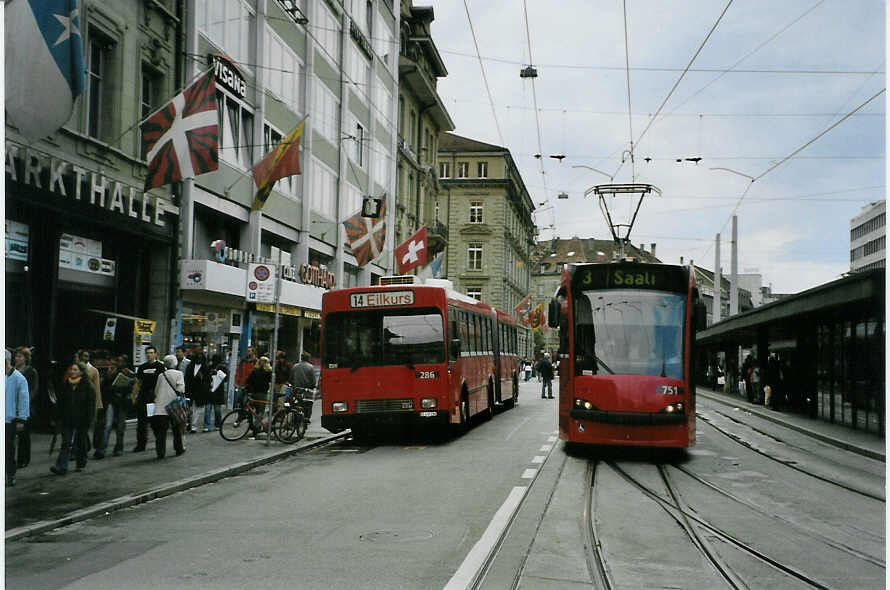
[{"x1": 696, "y1": 386, "x2": 885, "y2": 462}]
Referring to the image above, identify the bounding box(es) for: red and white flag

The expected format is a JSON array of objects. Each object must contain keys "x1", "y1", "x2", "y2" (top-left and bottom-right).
[
  {"x1": 343, "y1": 201, "x2": 387, "y2": 267},
  {"x1": 394, "y1": 226, "x2": 428, "y2": 274},
  {"x1": 142, "y1": 70, "x2": 218, "y2": 191},
  {"x1": 514, "y1": 294, "x2": 533, "y2": 326}
]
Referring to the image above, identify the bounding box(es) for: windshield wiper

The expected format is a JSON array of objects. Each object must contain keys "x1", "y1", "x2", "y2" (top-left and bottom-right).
[{"x1": 595, "y1": 354, "x2": 615, "y2": 375}]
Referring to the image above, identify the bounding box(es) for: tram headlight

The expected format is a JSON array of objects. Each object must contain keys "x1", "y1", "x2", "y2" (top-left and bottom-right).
[
  {"x1": 332, "y1": 402, "x2": 348, "y2": 413},
  {"x1": 664, "y1": 402, "x2": 684, "y2": 414},
  {"x1": 574, "y1": 397, "x2": 594, "y2": 410},
  {"x1": 421, "y1": 398, "x2": 437, "y2": 409}
]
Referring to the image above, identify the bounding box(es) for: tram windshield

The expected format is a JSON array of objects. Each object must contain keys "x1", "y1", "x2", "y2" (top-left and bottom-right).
[
  {"x1": 573, "y1": 289, "x2": 685, "y2": 379},
  {"x1": 323, "y1": 308, "x2": 445, "y2": 368}
]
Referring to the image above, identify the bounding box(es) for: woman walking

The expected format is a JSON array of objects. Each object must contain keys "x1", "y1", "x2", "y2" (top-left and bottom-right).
[
  {"x1": 184, "y1": 352, "x2": 212, "y2": 433},
  {"x1": 50, "y1": 362, "x2": 94, "y2": 475},
  {"x1": 151, "y1": 355, "x2": 186, "y2": 458}
]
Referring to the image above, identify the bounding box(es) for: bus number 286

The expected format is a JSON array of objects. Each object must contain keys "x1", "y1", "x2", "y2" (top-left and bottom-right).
[{"x1": 416, "y1": 371, "x2": 439, "y2": 379}]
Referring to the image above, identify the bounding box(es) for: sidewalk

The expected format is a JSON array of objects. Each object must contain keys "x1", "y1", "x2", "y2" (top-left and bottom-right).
[
  {"x1": 697, "y1": 386, "x2": 885, "y2": 462},
  {"x1": 5, "y1": 414, "x2": 345, "y2": 541}
]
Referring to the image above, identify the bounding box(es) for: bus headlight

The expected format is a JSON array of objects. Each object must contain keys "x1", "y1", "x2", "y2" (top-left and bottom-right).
[
  {"x1": 332, "y1": 402, "x2": 348, "y2": 413},
  {"x1": 421, "y1": 398, "x2": 437, "y2": 409},
  {"x1": 574, "y1": 397, "x2": 594, "y2": 410}
]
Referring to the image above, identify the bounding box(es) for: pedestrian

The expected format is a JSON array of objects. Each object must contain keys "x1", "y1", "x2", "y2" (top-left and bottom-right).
[
  {"x1": 289, "y1": 352, "x2": 317, "y2": 395},
  {"x1": 536, "y1": 353, "x2": 554, "y2": 399},
  {"x1": 523, "y1": 360, "x2": 532, "y2": 381},
  {"x1": 151, "y1": 354, "x2": 186, "y2": 458},
  {"x1": 131, "y1": 346, "x2": 165, "y2": 452},
  {"x1": 234, "y1": 346, "x2": 257, "y2": 409},
  {"x1": 6, "y1": 349, "x2": 30, "y2": 487},
  {"x1": 184, "y1": 352, "x2": 212, "y2": 433},
  {"x1": 50, "y1": 361, "x2": 93, "y2": 475},
  {"x1": 274, "y1": 350, "x2": 292, "y2": 396},
  {"x1": 749, "y1": 357, "x2": 762, "y2": 404},
  {"x1": 203, "y1": 354, "x2": 227, "y2": 431},
  {"x1": 175, "y1": 345, "x2": 191, "y2": 374},
  {"x1": 96, "y1": 355, "x2": 134, "y2": 458},
  {"x1": 246, "y1": 356, "x2": 273, "y2": 402},
  {"x1": 77, "y1": 350, "x2": 103, "y2": 454},
  {"x1": 13, "y1": 346, "x2": 37, "y2": 469}
]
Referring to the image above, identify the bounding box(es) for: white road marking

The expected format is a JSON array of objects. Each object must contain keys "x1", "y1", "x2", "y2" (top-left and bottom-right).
[
  {"x1": 505, "y1": 416, "x2": 532, "y2": 441},
  {"x1": 540, "y1": 444, "x2": 552, "y2": 451},
  {"x1": 521, "y1": 468, "x2": 537, "y2": 479},
  {"x1": 331, "y1": 449, "x2": 360, "y2": 453},
  {"x1": 443, "y1": 486, "x2": 527, "y2": 590},
  {"x1": 531, "y1": 455, "x2": 545, "y2": 464}
]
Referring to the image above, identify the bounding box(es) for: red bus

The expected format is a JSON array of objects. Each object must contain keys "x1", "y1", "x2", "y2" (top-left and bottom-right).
[
  {"x1": 320, "y1": 278, "x2": 521, "y2": 439},
  {"x1": 547, "y1": 262, "x2": 705, "y2": 448}
]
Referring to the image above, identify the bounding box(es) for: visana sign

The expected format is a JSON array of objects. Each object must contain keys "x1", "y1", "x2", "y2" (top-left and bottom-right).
[{"x1": 6, "y1": 144, "x2": 174, "y2": 228}]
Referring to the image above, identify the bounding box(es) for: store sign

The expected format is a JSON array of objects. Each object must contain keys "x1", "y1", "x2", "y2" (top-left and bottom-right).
[
  {"x1": 5, "y1": 220, "x2": 29, "y2": 261},
  {"x1": 58, "y1": 233, "x2": 116, "y2": 277},
  {"x1": 134, "y1": 319, "x2": 157, "y2": 335},
  {"x1": 246, "y1": 263, "x2": 276, "y2": 303},
  {"x1": 5, "y1": 143, "x2": 174, "y2": 228},
  {"x1": 210, "y1": 53, "x2": 247, "y2": 98},
  {"x1": 300, "y1": 263, "x2": 336, "y2": 289},
  {"x1": 257, "y1": 303, "x2": 303, "y2": 317}
]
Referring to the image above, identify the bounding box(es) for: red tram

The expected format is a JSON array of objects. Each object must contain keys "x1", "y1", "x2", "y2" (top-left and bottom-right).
[
  {"x1": 320, "y1": 277, "x2": 520, "y2": 439},
  {"x1": 547, "y1": 262, "x2": 705, "y2": 448}
]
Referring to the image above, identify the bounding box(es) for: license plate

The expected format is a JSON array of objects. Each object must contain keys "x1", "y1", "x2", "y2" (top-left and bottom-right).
[{"x1": 419, "y1": 411, "x2": 437, "y2": 417}]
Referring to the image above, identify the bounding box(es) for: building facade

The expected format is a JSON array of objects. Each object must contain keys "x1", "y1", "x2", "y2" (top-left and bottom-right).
[
  {"x1": 178, "y1": 0, "x2": 400, "y2": 374},
  {"x1": 6, "y1": 0, "x2": 180, "y2": 389},
  {"x1": 850, "y1": 200, "x2": 885, "y2": 272},
  {"x1": 394, "y1": 2, "x2": 453, "y2": 262},
  {"x1": 437, "y1": 133, "x2": 536, "y2": 354}
]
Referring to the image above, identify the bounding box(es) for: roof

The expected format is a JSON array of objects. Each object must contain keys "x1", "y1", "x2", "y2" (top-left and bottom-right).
[
  {"x1": 531, "y1": 237, "x2": 660, "y2": 271},
  {"x1": 438, "y1": 133, "x2": 506, "y2": 153}
]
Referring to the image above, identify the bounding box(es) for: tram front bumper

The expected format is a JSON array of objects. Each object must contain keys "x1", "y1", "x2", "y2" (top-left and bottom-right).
[{"x1": 569, "y1": 408, "x2": 688, "y2": 426}]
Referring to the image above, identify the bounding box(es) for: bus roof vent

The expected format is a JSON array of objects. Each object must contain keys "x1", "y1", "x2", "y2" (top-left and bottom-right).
[
  {"x1": 424, "y1": 278, "x2": 454, "y2": 290},
  {"x1": 379, "y1": 275, "x2": 418, "y2": 286}
]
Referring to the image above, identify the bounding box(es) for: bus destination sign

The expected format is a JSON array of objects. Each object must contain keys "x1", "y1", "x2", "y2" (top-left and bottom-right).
[
  {"x1": 349, "y1": 291, "x2": 415, "y2": 308},
  {"x1": 573, "y1": 264, "x2": 686, "y2": 293}
]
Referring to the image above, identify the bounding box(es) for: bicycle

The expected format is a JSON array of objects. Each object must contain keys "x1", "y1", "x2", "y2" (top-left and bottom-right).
[
  {"x1": 271, "y1": 386, "x2": 313, "y2": 443},
  {"x1": 219, "y1": 397, "x2": 277, "y2": 441}
]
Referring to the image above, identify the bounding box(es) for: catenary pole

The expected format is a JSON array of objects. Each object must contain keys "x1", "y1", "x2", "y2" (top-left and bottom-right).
[{"x1": 266, "y1": 264, "x2": 281, "y2": 446}]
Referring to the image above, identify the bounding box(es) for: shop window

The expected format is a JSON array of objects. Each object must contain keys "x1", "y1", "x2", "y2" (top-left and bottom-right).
[{"x1": 193, "y1": 203, "x2": 242, "y2": 263}]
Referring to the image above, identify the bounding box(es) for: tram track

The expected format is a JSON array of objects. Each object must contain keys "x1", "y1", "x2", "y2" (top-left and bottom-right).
[
  {"x1": 582, "y1": 460, "x2": 614, "y2": 590},
  {"x1": 697, "y1": 411, "x2": 885, "y2": 502},
  {"x1": 607, "y1": 461, "x2": 840, "y2": 590}
]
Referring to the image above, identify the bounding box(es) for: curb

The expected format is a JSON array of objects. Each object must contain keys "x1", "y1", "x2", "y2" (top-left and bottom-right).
[
  {"x1": 6, "y1": 431, "x2": 349, "y2": 542},
  {"x1": 698, "y1": 391, "x2": 885, "y2": 462}
]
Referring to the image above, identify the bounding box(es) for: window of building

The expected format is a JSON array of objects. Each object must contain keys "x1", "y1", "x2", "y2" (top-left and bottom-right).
[
  {"x1": 408, "y1": 109, "x2": 417, "y2": 150},
  {"x1": 439, "y1": 162, "x2": 450, "y2": 178},
  {"x1": 264, "y1": 25, "x2": 304, "y2": 114},
  {"x1": 477, "y1": 161, "x2": 488, "y2": 178},
  {"x1": 139, "y1": 65, "x2": 163, "y2": 157},
  {"x1": 398, "y1": 95, "x2": 404, "y2": 135},
  {"x1": 86, "y1": 34, "x2": 114, "y2": 140},
  {"x1": 196, "y1": 0, "x2": 255, "y2": 67},
  {"x1": 468, "y1": 242, "x2": 483, "y2": 270},
  {"x1": 457, "y1": 162, "x2": 469, "y2": 178},
  {"x1": 315, "y1": 0, "x2": 341, "y2": 64},
  {"x1": 312, "y1": 77, "x2": 340, "y2": 144},
  {"x1": 217, "y1": 91, "x2": 254, "y2": 169},
  {"x1": 373, "y1": 138, "x2": 391, "y2": 189},
  {"x1": 469, "y1": 201, "x2": 483, "y2": 224},
  {"x1": 467, "y1": 287, "x2": 482, "y2": 301},
  {"x1": 354, "y1": 122, "x2": 365, "y2": 166},
  {"x1": 344, "y1": 181, "x2": 362, "y2": 217},
  {"x1": 347, "y1": 40, "x2": 370, "y2": 90},
  {"x1": 311, "y1": 157, "x2": 338, "y2": 219}
]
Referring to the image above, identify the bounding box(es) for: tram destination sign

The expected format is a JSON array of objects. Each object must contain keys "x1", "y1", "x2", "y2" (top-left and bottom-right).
[
  {"x1": 349, "y1": 291, "x2": 414, "y2": 308},
  {"x1": 572, "y1": 263, "x2": 687, "y2": 293}
]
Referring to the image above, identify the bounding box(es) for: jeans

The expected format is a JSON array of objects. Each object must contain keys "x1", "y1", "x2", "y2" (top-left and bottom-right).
[
  {"x1": 201, "y1": 404, "x2": 222, "y2": 430},
  {"x1": 100, "y1": 400, "x2": 128, "y2": 454},
  {"x1": 55, "y1": 424, "x2": 89, "y2": 471},
  {"x1": 541, "y1": 380, "x2": 553, "y2": 398}
]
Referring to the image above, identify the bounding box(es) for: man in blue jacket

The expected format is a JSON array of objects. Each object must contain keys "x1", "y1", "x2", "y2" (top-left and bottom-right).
[{"x1": 6, "y1": 349, "x2": 30, "y2": 487}]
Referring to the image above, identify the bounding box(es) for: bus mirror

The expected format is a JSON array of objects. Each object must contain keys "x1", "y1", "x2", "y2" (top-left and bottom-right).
[
  {"x1": 694, "y1": 301, "x2": 707, "y2": 331},
  {"x1": 450, "y1": 338, "x2": 461, "y2": 358},
  {"x1": 548, "y1": 299, "x2": 560, "y2": 328}
]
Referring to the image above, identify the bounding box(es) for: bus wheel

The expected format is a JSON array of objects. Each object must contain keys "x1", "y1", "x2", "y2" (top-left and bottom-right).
[
  {"x1": 459, "y1": 393, "x2": 471, "y2": 431},
  {"x1": 504, "y1": 377, "x2": 518, "y2": 410}
]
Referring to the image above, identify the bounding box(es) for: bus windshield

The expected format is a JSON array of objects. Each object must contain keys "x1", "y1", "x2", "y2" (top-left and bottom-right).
[
  {"x1": 323, "y1": 308, "x2": 445, "y2": 368},
  {"x1": 573, "y1": 289, "x2": 685, "y2": 379}
]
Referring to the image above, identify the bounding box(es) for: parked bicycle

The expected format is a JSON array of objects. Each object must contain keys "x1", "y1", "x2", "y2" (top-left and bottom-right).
[{"x1": 219, "y1": 397, "x2": 277, "y2": 441}]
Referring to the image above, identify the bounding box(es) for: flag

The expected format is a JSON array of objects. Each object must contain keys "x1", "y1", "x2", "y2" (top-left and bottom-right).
[
  {"x1": 343, "y1": 201, "x2": 387, "y2": 267},
  {"x1": 415, "y1": 252, "x2": 444, "y2": 282},
  {"x1": 529, "y1": 304, "x2": 546, "y2": 331},
  {"x1": 394, "y1": 226, "x2": 428, "y2": 274},
  {"x1": 252, "y1": 117, "x2": 306, "y2": 210},
  {"x1": 142, "y1": 71, "x2": 218, "y2": 191},
  {"x1": 513, "y1": 294, "x2": 532, "y2": 323},
  {"x1": 5, "y1": 0, "x2": 85, "y2": 140}
]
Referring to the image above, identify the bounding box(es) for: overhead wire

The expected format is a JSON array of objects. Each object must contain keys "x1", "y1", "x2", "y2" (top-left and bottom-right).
[
  {"x1": 462, "y1": 0, "x2": 505, "y2": 146},
  {"x1": 621, "y1": 0, "x2": 635, "y2": 181}
]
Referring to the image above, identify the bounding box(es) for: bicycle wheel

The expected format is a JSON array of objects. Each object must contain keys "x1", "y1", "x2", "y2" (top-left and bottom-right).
[
  {"x1": 219, "y1": 408, "x2": 251, "y2": 441},
  {"x1": 273, "y1": 409, "x2": 306, "y2": 443}
]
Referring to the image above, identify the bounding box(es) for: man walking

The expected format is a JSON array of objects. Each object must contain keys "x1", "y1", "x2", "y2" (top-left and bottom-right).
[
  {"x1": 6, "y1": 350, "x2": 30, "y2": 487},
  {"x1": 131, "y1": 346, "x2": 165, "y2": 452},
  {"x1": 536, "y1": 353, "x2": 554, "y2": 399}
]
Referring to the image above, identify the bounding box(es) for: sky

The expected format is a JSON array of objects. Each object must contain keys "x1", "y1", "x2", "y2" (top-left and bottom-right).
[{"x1": 423, "y1": 0, "x2": 886, "y2": 294}]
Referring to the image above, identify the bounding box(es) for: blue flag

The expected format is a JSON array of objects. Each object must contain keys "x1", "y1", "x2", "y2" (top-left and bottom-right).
[{"x1": 5, "y1": 0, "x2": 86, "y2": 140}]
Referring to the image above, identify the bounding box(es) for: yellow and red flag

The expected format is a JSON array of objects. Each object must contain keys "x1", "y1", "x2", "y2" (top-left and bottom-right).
[{"x1": 251, "y1": 117, "x2": 306, "y2": 210}]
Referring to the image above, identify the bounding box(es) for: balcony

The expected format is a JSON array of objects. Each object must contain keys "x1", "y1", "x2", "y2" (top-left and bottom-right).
[{"x1": 425, "y1": 219, "x2": 448, "y2": 253}]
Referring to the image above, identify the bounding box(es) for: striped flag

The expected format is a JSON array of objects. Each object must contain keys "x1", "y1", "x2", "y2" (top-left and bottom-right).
[
  {"x1": 141, "y1": 71, "x2": 218, "y2": 191},
  {"x1": 251, "y1": 117, "x2": 306, "y2": 210},
  {"x1": 343, "y1": 201, "x2": 387, "y2": 267},
  {"x1": 5, "y1": 0, "x2": 85, "y2": 140}
]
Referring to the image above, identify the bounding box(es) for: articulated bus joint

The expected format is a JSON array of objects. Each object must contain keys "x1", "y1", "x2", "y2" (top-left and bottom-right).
[{"x1": 569, "y1": 408, "x2": 688, "y2": 426}]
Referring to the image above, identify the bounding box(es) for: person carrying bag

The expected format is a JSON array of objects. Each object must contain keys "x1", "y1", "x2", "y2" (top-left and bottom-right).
[{"x1": 150, "y1": 355, "x2": 186, "y2": 458}]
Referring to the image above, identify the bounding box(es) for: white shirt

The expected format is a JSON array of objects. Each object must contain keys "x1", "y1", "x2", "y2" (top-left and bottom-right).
[{"x1": 153, "y1": 369, "x2": 185, "y2": 416}]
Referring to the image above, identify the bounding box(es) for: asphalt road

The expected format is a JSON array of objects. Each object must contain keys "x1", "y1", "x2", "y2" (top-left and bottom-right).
[{"x1": 5, "y1": 384, "x2": 885, "y2": 590}]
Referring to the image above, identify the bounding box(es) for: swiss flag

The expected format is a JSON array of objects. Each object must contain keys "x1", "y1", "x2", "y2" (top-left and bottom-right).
[{"x1": 395, "y1": 226, "x2": 428, "y2": 274}]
